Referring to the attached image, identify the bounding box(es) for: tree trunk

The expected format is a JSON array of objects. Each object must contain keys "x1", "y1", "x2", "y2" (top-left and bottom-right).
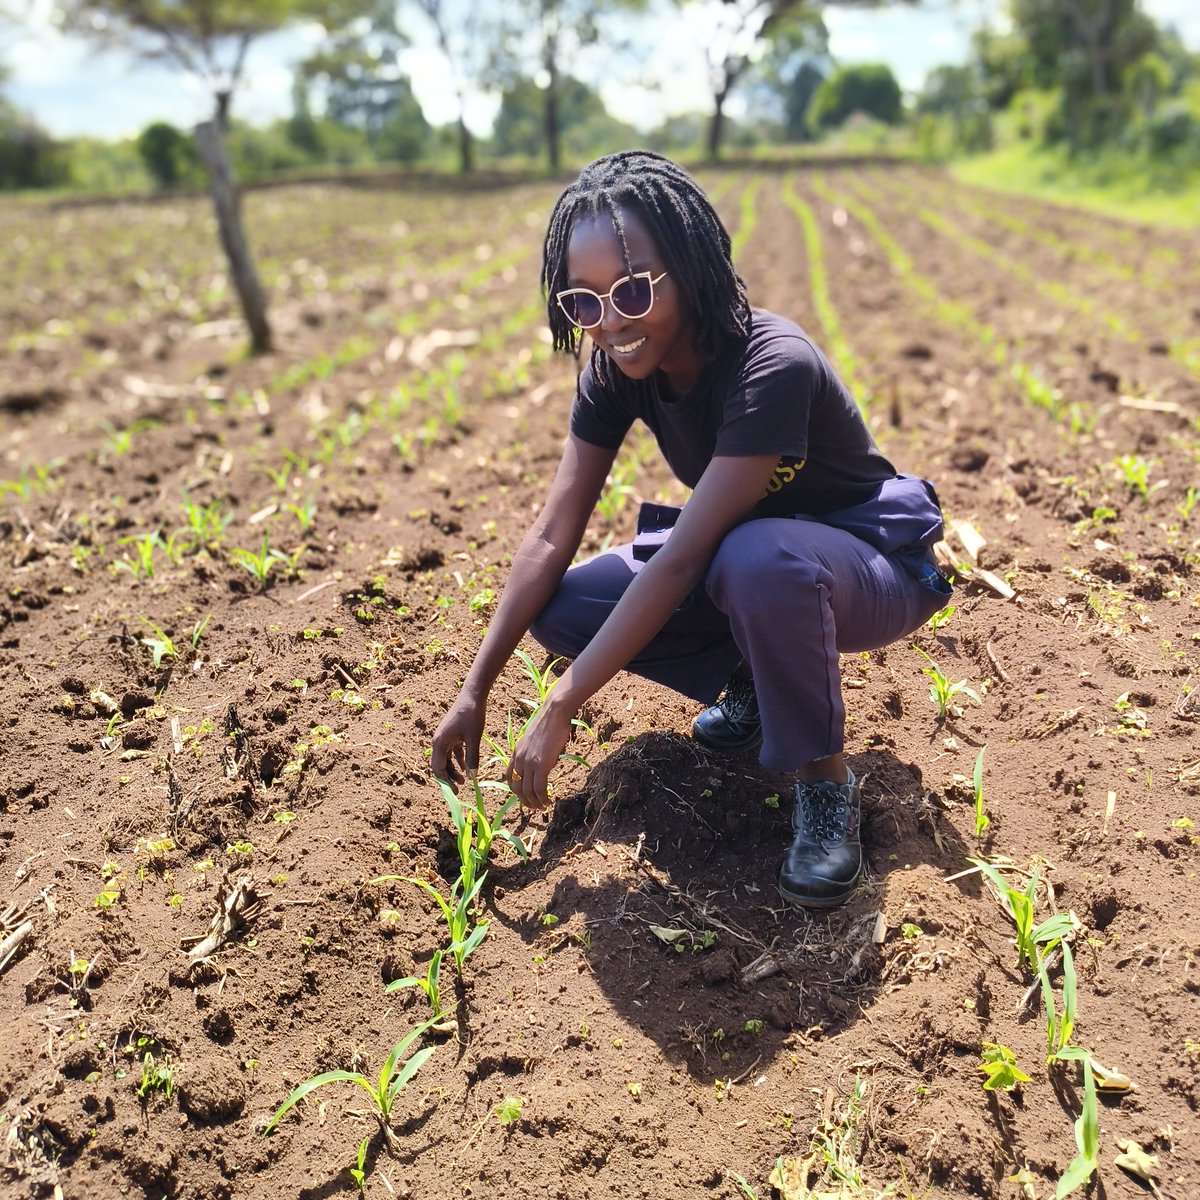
[
  {"x1": 707, "y1": 89, "x2": 729, "y2": 161},
  {"x1": 457, "y1": 115, "x2": 474, "y2": 174},
  {"x1": 195, "y1": 119, "x2": 272, "y2": 355},
  {"x1": 544, "y1": 72, "x2": 560, "y2": 172}
]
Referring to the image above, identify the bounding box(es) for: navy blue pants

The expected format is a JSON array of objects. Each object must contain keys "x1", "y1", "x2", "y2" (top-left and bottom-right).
[{"x1": 529, "y1": 514, "x2": 949, "y2": 772}]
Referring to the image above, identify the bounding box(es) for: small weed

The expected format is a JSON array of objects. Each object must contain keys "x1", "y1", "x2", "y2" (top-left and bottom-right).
[
  {"x1": 494, "y1": 1096, "x2": 524, "y2": 1126},
  {"x1": 137, "y1": 1050, "x2": 175, "y2": 1100},
  {"x1": 978, "y1": 1042, "x2": 1032, "y2": 1092}
]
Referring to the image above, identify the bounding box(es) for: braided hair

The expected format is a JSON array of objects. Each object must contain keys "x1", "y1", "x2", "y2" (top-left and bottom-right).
[{"x1": 540, "y1": 150, "x2": 750, "y2": 387}]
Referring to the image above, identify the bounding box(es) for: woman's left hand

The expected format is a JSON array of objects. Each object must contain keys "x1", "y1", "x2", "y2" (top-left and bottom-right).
[{"x1": 507, "y1": 697, "x2": 575, "y2": 811}]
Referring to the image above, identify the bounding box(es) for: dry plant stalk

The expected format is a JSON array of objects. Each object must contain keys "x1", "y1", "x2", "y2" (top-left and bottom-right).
[{"x1": 184, "y1": 874, "x2": 262, "y2": 960}]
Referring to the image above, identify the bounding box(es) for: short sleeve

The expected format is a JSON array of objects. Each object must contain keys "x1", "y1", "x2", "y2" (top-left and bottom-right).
[{"x1": 713, "y1": 328, "x2": 818, "y2": 461}]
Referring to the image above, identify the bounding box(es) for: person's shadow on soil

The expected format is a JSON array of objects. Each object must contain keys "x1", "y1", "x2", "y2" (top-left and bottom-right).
[{"x1": 487, "y1": 730, "x2": 974, "y2": 1083}]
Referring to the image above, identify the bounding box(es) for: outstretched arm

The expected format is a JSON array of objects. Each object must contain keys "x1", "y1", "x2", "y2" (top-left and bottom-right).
[
  {"x1": 508, "y1": 453, "x2": 780, "y2": 808},
  {"x1": 430, "y1": 434, "x2": 616, "y2": 783}
]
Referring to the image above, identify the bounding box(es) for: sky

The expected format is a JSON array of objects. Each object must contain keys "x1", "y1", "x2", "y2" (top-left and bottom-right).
[{"x1": 5, "y1": 0, "x2": 1200, "y2": 141}]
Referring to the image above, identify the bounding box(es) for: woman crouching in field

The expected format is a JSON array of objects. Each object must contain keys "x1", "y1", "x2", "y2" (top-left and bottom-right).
[{"x1": 431, "y1": 150, "x2": 950, "y2": 908}]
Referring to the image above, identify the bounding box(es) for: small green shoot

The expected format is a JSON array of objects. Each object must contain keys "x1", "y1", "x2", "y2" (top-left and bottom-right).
[
  {"x1": 973, "y1": 747, "x2": 989, "y2": 839},
  {"x1": 138, "y1": 619, "x2": 178, "y2": 668},
  {"x1": 494, "y1": 1096, "x2": 523, "y2": 1126},
  {"x1": 916, "y1": 647, "x2": 981, "y2": 720},
  {"x1": 284, "y1": 498, "x2": 318, "y2": 531},
  {"x1": 190, "y1": 613, "x2": 212, "y2": 650},
  {"x1": 969, "y1": 859, "x2": 1074, "y2": 972},
  {"x1": 927, "y1": 603, "x2": 956, "y2": 632},
  {"x1": 1054, "y1": 1051, "x2": 1099, "y2": 1198},
  {"x1": 228, "y1": 533, "x2": 298, "y2": 589},
  {"x1": 263, "y1": 1019, "x2": 437, "y2": 1149},
  {"x1": 137, "y1": 1051, "x2": 174, "y2": 1100},
  {"x1": 979, "y1": 1042, "x2": 1032, "y2": 1092},
  {"x1": 1114, "y1": 453, "x2": 1150, "y2": 498},
  {"x1": 1177, "y1": 486, "x2": 1196, "y2": 521},
  {"x1": 348, "y1": 1136, "x2": 369, "y2": 1196},
  {"x1": 179, "y1": 495, "x2": 230, "y2": 549},
  {"x1": 386, "y1": 948, "x2": 446, "y2": 1021},
  {"x1": 115, "y1": 531, "x2": 165, "y2": 581}
]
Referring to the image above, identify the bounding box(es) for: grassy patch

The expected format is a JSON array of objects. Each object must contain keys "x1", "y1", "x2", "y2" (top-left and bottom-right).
[{"x1": 950, "y1": 142, "x2": 1200, "y2": 229}]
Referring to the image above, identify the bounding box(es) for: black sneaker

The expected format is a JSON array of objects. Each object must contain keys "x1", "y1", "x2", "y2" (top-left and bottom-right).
[
  {"x1": 778, "y1": 770, "x2": 862, "y2": 908},
  {"x1": 692, "y1": 673, "x2": 762, "y2": 750}
]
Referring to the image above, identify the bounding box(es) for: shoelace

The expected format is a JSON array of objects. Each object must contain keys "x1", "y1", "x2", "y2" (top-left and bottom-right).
[
  {"x1": 719, "y1": 675, "x2": 757, "y2": 723},
  {"x1": 794, "y1": 782, "x2": 849, "y2": 843}
]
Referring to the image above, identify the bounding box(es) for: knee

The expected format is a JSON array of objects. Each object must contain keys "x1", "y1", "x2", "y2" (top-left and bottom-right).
[
  {"x1": 528, "y1": 558, "x2": 624, "y2": 658},
  {"x1": 707, "y1": 521, "x2": 822, "y2": 610},
  {"x1": 528, "y1": 587, "x2": 580, "y2": 658}
]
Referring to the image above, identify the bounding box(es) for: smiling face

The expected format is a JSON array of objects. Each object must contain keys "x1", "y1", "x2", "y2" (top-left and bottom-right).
[{"x1": 564, "y1": 205, "x2": 703, "y2": 396}]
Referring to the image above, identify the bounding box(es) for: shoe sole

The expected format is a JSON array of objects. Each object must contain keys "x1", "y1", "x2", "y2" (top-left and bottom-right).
[{"x1": 777, "y1": 878, "x2": 859, "y2": 909}]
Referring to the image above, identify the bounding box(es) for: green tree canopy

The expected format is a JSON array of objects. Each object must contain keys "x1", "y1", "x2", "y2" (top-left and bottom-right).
[
  {"x1": 809, "y1": 62, "x2": 902, "y2": 130},
  {"x1": 136, "y1": 119, "x2": 200, "y2": 186},
  {"x1": 491, "y1": 73, "x2": 637, "y2": 164}
]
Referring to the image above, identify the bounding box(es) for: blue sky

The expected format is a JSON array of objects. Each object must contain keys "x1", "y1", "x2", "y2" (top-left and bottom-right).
[{"x1": 6, "y1": 0, "x2": 1199, "y2": 140}]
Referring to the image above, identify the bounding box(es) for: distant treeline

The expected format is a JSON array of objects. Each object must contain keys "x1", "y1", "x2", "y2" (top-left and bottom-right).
[{"x1": 3, "y1": 0, "x2": 1198, "y2": 194}]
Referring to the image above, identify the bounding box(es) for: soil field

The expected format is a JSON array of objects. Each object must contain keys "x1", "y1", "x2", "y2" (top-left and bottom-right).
[{"x1": 1, "y1": 162, "x2": 1198, "y2": 1200}]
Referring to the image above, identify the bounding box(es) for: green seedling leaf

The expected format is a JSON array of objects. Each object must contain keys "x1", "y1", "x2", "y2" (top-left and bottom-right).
[
  {"x1": 973, "y1": 747, "x2": 989, "y2": 838},
  {"x1": 263, "y1": 1069, "x2": 364, "y2": 1134},
  {"x1": 1055, "y1": 1058, "x2": 1099, "y2": 1198},
  {"x1": 979, "y1": 1042, "x2": 1032, "y2": 1092}
]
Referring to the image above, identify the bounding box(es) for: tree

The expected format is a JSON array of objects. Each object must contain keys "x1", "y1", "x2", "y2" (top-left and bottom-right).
[
  {"x1": 488, "y1": 0, "x2": 648, "y2": 172},
  {"x1": 54, "y1": 0, "x2": 372, "y2": 353},
  {"x1": 674, "y1": 0, "x2": 814, "y2": 159},
  {"x1": 136, "y1": 120, "x2": 199, "y2": 187},
  {"x1": 492, "y1": 73, "x2": 637, "y2": 162},
  {"x1": 677, "y1": 0, "x2": 913, "y2": 160},
  {"x1": 916, "y1": 64, "x2": 992, "y2": 151},
  {"x1": 402, "y1": 0, "x2": 487, "y2": 173},
  {"x1": 750, "y1": 12, "x2": 829, "y2": 143},
  {"x1": 297, "y1": 19, "x2": 431, "y2": 162},
  {"x1": 1005, "y1": 0, "x2": 1157, "y2": 148},
  {"x1": 0, "y1": 97, "x2": 69, "y2": 190},
  {"x1": 809, "y1": 62, "x2": 902, "y2": 131}
]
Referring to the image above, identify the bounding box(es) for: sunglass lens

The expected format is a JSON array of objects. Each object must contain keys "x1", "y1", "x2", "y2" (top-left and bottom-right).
[
  {"x1": 562, "y1": 292, "x2": 602, "y2": 327},
  {"x1": 611, "y1": 275, "x2": 653, "y2": 318}
]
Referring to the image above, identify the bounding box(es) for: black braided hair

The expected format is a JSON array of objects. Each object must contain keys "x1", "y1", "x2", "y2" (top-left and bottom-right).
[{"x1": 540, "y1": 150, "x2": 750, "y2": 386}]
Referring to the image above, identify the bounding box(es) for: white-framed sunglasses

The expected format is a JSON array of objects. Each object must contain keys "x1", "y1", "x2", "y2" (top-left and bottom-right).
[{"x1": 555, "y1": 270, "x2": 668, "y2": 330}]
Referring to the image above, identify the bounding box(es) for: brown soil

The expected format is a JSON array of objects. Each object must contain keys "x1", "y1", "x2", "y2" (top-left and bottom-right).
[{"x1": 2, "y1": 163, "x2": 1198, "y2": 1200}]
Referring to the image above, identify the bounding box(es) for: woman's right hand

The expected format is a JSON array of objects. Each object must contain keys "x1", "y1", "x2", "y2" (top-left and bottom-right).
[{"x1": 431, "y1": 694, "x2": 486, "y2": 784}]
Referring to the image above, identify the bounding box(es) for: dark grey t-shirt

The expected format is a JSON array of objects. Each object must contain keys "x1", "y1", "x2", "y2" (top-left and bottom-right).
[{"x1": 570, "y1": 309, "x2": 895, "y2": 518}]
